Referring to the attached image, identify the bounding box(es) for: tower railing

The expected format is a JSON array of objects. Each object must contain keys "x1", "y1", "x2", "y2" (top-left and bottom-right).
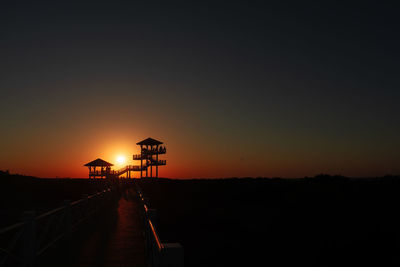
[
  {"x1": 148, "y1": 159, "x2": 166, "y2": 166},
  {"x1": 133, "y1": 154, "x2": 144, "y2": 160},
  {"x1": 88, "y1": 170, "x2": 110, "y2": 176},
  {"x1": 141, "y1": 147, "x2": 166, "y2": 155}
]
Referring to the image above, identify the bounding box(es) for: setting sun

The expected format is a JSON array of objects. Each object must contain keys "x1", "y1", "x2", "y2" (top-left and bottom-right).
[{"x1": 116, "y1": 155, "x2": 126, "y2": 165}]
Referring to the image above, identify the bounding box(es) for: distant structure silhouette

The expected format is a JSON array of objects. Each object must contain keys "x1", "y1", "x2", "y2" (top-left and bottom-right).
[
  {"x1": 84, "y1": 158, "x2": 113, "y2": 179},
  {"x1": 84, "y1": 137, "x2": 166, "y2": 179},
  {"x1": 134, "y1": 137, "x2": 166, "y2": 178}
]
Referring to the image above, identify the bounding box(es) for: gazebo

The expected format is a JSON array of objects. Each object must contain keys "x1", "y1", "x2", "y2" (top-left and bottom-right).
[{"x1": 84, "y1": 158, "x2": 113, "y2": 179}]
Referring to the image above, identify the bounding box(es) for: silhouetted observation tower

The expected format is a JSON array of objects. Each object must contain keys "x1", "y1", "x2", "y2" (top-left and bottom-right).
[
  {"x1": 84, "y1": 137, "x2": 166, "y2": 179},
  {"x1": 133, "y1": 137, "x2": 166, "y2": 178}
]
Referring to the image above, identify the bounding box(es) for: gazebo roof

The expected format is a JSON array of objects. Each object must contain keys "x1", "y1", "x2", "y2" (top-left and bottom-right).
[
  {"x1": 84, "y1": 158, "x2": 113, "y2": 167},
  {"x1": 137, "y1": 137, "x2": 163, "y2": 146}
]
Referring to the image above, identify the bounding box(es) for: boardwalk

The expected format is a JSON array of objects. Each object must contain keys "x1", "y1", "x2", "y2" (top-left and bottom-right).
[
  {"x1": 75, "y1": 188, "x2": 145, "y2": 267},
  {"x1": 39, "y1": 187, "x2": 145, "y2": 267}
]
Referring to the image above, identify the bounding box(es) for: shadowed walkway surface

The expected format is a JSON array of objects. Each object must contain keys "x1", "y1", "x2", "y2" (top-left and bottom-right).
[
  {"x1": 76, "y1": 188, "x2": 145, "y2": 267},
  {"x1": 39, "y1": 187, "x2": 145, "y2": 267}
]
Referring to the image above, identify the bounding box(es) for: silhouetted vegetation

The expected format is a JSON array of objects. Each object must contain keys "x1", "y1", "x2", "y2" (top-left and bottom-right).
[{"x1": 138, "y1": 176, "x2": 400, "y2": 267}]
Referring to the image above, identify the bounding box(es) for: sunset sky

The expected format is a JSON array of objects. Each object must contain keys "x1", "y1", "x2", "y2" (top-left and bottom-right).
[{"x1": 0, "y1": 1, "x2": 399, "y2": 178}]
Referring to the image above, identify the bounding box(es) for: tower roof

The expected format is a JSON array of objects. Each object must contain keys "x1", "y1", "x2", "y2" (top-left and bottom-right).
[
  {"x1": 137, "y1": 137, "x2": 163, "y2": 146},
  {"x1": 84, "y1": 158, "x2": 114, "y2": 167}
]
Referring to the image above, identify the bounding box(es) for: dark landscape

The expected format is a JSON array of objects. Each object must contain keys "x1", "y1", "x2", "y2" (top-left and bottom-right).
[
  {"x1": 137, "y1": 176, "x2": 400, "y2": 267},
  {"x1": 2, "y1": 171, "x2": 400, "y2": 266}
]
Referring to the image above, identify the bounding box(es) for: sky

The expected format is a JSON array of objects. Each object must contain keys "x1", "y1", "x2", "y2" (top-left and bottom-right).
[{"x1": 0, "y1": 1, "x2": 399, "y2": 178}]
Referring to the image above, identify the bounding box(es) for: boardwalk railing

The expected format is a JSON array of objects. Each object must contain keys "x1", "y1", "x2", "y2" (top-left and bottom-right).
[
  {"x1": 136, "y1": 188, "x2": 184, "y2": 267},
  {"x1": 0, "y1": 188, "x2": 115, "y2": 267},
  {"x1": 115, "y1": 165, "x2": 147, "y2": 175}
]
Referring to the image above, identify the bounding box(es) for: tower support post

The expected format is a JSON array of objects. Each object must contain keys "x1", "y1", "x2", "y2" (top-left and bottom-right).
[
  {"x1": 156, "y1": 153, "x2": 159, "y2": 178},
  {"x1": 140, "y1": 145, "x2": 143, "y2": 178}
]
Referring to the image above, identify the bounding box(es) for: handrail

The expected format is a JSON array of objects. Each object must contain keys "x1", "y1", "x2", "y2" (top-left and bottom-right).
[
  {"x1": 136, "y1": 187, "x2": 183, "y2": 267},
  {"x1": 0, "y1": 186, "x2": 116, "y2": 267},
  {"x1": 35, "y1": 206, "x2": 65, "y2": 220},
  {"x1": 0, "y1": 223, "x2": 24, "y2": 236},
  {"x1": 148, "y1": 219, "x2": 163, "y2": 251},
  {"x1": 70, "y1": 198, "x2": 85, "y2": 206},
  {"x1": 114, "y1": 165, "x2": 146, "y2": 176}
]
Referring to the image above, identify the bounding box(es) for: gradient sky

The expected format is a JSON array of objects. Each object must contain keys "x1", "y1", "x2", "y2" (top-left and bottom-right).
[{"x1": 0, "y1": 1, "x2": 399, "y2": 178}]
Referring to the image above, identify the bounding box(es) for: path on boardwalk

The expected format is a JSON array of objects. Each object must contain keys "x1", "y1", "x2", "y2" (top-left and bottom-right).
[
  {"x1": 40, "y1": 187, "x2": 145, "y2": 267},
  {"x1": 74, "y1": 187, "x2": 145, "y2": 267}
]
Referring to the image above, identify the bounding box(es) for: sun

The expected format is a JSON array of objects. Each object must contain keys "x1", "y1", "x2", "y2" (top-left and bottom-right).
[{"x1": 116, "y1": 155, "x2": 126, "y2": 165}]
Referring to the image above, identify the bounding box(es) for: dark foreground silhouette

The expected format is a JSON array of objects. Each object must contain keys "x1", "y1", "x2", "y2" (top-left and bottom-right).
[
  {"x1": 0, "y1": 171, "x2": 145, "y2": 267},
  {"x1": 0, "y1": 171, "x2": 109, "y2": 228},
  {"x1": 1, "y1": 171, "x2": 400, "y2": 267},
  {"x1": 37, "y1": 187, "x2": 145, "y2": 267},
  {"x1": 137, "y1": 176, "x2": 400, "y2": 267}
]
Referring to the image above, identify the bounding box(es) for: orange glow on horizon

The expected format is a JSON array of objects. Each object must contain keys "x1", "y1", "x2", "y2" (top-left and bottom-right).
[{"x1": 1, "y1": 131, "x2": 399, "y2": 179}]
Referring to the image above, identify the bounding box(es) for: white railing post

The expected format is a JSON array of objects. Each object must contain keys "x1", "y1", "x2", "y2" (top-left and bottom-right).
[
  {"x1": 63, "y1": 200, "x2": 72, "y2": 238},
  {"x1": 161, "y1": 243, "x2": 184, "y2": 267},
  {"x1": 21, "y1": 211, "x2": 36, "y2": 267},
  {"x1": 145, "y1": 221, "x2": 152, "y2": 266},
  {"x1": 98, "y1": 191, "x2": 104, "y2": 210},
  {"x1": 82, "y1": 194, "x2": 89, "y2": 217}
]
